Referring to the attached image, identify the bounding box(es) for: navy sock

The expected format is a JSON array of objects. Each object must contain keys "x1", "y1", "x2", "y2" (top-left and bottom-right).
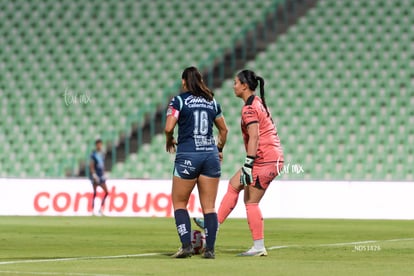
[
  {"x1": 204, "y1": 212, "x2": 218, "y2": 250},
  {"x1": 174, "y1": 209, "x2": 191, "y2": 247}
]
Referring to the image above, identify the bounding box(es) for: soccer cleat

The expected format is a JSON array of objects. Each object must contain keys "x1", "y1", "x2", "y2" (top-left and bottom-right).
[
  {"x1": 202, "y1": 248, "x2": 215, "y2": 259},
  {"x1": 237, "y1": 247, "x2": 268, "y2": 257},
  {"x1": 171, "y1": 245, "x2": 193, "y2": 258},
  {"x1": 193, "y1": 217, "x2": 205, "y2": 230}
]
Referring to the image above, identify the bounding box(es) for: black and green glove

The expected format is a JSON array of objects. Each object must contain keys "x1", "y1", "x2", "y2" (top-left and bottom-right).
[{"x1": 240, "y1": 155, "x2": 255, "y2": 186}]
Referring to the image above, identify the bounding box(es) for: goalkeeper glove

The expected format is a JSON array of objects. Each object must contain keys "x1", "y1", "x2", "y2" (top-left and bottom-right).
[{"x1": 240, "y1": 155, "x2": 255, "y2": 186}]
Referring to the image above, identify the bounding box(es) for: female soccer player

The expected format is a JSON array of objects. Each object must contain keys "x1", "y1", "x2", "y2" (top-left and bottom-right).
[
  {"x1": 165, "y1": 66, "x2": 228, "y2": 259},
  {"x1": 195, "y1": 70, "x2": 284, "y2": 256}
]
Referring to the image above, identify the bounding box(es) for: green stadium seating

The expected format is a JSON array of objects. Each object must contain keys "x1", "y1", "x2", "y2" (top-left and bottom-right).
[
  {"x1": 112, "y1": 0, "x2": 413, "y2": 181},
  {"x1": 0, "y1": 0, "x2": 279, "y2": 177}
]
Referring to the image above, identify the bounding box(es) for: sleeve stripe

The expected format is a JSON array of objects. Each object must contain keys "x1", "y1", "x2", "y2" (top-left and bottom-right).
[
  {"x1": 245, "y1": 121, "x2": 259, "y2": 127},
  {"x1": 177, "y1": 95, "x2": 183, "y2": 111}
]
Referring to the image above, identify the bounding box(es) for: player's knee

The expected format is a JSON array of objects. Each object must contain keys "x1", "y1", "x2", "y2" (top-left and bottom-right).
[
  {"x1": 244, "y1": 199, "x2": 259, "y2": 205},
  {"x1": 228, "y1": 183, "x2": 242, "y2": 194},
  {"x1": 202, "y1": 208, "x2": 216, "y2": 214},
  {"x1": 172, "y1": 198, "x2": 189, "y2": 210}
]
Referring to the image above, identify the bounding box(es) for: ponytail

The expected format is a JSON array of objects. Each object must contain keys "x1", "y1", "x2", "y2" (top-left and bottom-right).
[{"x1": 256, "y1": 76, "x2": 270, "y2": 117}]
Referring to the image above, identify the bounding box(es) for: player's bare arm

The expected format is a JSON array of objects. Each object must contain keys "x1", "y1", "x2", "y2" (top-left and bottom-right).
[
  {"x1": 89, "y1": 160, "x2": 98, "y2": 183},
  {"x1": 214, "y1": 116, "x2": 228, "y2": 161},
  {"x1": 164, "y1": 115, "x2": 177, "y2": 153}
]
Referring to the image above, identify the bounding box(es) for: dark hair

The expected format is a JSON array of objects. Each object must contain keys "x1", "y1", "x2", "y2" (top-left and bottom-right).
[
  {"x1": 237, "y1": 69, "x2": 269, "y2": 117},
  {"x1": 182, "y1": 66, "x2": 214, "y2": 101},
  {"x1": 95, "y1": 139, "x2": 102, "y2": 145}
]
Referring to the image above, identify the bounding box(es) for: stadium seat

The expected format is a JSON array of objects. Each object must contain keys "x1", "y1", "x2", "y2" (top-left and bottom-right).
[
  {"x1": 0, "y1": 0, "x2": 279, "y2": 177},
  {"x1": 111, "y1": 0, "x2": 413, "y2": 181},
  {"x1": 1, "y1": 0, "x2": 411, "y2": 180}
]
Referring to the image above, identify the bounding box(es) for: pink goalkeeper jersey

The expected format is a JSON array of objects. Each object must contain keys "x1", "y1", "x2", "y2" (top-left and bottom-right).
[{"x1": 241, "y1": 95, "x2": 284, "y2": 164}]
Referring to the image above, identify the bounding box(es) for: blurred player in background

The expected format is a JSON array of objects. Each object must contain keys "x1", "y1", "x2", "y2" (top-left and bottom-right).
[
  {"x1": 195, "y1": 69, "x2": 284, "y2": 256},
  {"x1": 89, "y1": 139, "x2": 109, "y2": 216},
  {"x1": 165, "y1": 66, "x2": 228, "y2": 259}
]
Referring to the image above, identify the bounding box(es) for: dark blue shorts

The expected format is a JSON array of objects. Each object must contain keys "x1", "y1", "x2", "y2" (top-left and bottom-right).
[
  {"x1": 174, "y1": 152, "x2": 221, "y2": 179},
  {"x1": 90, "y1": 176, "x2": 106, "y2": 185}
]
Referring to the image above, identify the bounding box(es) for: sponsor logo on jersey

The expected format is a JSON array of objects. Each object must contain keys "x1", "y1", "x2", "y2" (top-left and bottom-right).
[{"x1": 184, "y1": 95, "x2": 210, "y2": 105}]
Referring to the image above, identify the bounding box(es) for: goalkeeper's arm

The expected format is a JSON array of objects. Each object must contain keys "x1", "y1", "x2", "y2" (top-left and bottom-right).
[
  {"x1": 245, "y1": 122, "x2": 259, "y2": 157},
  {"x1": 240, "y1": 122, "x2": 259, "y2": 185}
]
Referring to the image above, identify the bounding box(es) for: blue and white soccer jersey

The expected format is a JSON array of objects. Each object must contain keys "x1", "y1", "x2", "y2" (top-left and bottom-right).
[
  {"x1": 90, "y1": 150, "x2": 106, "y2": 185},
  {"x1": 167, "y1": 92, "x2": 222, "y2": 179}
]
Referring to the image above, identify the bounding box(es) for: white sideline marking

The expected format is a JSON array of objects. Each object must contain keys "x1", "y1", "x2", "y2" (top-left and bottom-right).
[
  {"x1": 0, "y1": 253, "x2": 161, "y2": 266},
  {"x1": 319, "y1": 240, "x2": 377, "y2": 247},
  {"x1": 2, "y1": 237, "x2": 413, "y2": 269},
  {"x1": 384, "y1": 238, "x2": 414, "y2": 242},
  {"x1": 267, "y1": 245, "x2": 295, "y2": 250},
  {"x1": 267, "y1": 237, "x2": 414, "y2": 250},
  {"x1": 0, "y1": 271, "x2": 123, "y2": 276}
]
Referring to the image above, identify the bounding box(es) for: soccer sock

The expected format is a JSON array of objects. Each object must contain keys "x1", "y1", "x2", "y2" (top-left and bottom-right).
[
  {"x1": 217, "y1": 184, "x2": 240, "y2": 224},
  {"x1": 204, "y1": 212, "x2": 218, "y2": 250},
  {"x1": 254, "y1": 239, "x2": 265, "y2": 250},
  {"x1": 246, "y1": 203, "x2": 264, "y2": 248},
  {"x1": 174, "y1": 209, "x2": 191, "y2": 247}
]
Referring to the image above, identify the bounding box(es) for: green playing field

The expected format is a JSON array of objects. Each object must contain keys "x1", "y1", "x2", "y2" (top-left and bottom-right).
[{"x1": 1, "y1": 216, "x2": 413, "y2": 275}]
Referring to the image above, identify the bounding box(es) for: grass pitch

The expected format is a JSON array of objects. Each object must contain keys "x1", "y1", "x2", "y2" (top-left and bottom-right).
[{"x1": 1, "y1": 216, "x2": 413, "y2": 275}]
